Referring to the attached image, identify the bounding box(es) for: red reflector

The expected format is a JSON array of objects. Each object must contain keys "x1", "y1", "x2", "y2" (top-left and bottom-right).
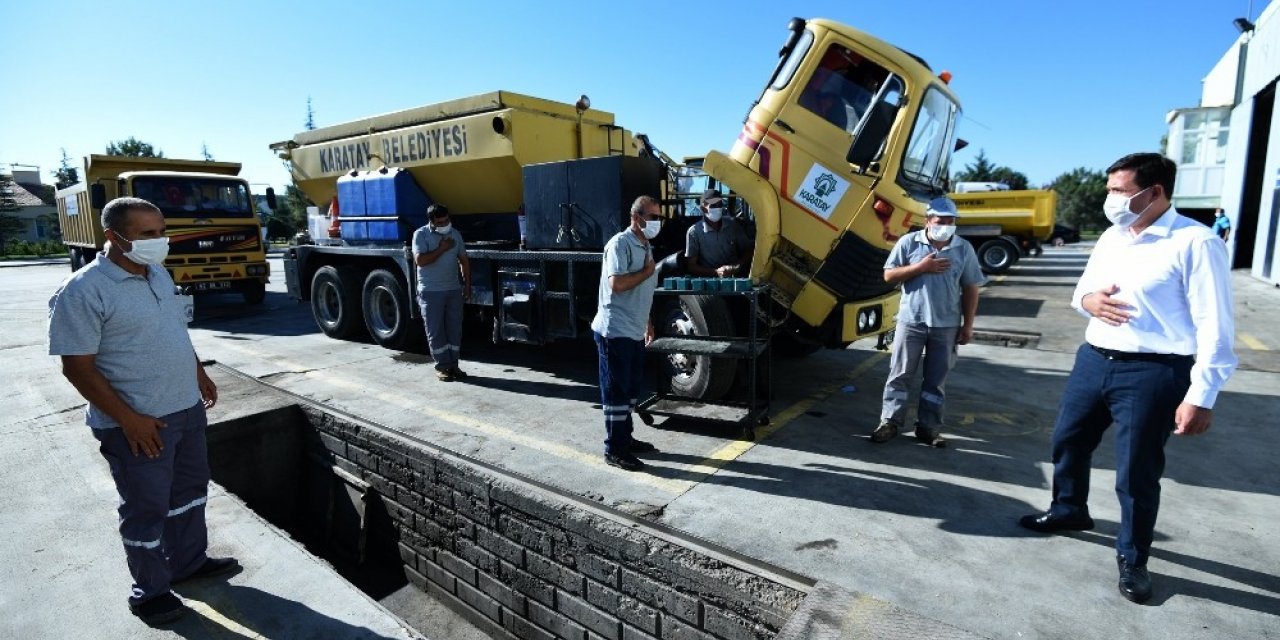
[{"x1": 873, "y1": 197, "x2": 895, "y2": 216}]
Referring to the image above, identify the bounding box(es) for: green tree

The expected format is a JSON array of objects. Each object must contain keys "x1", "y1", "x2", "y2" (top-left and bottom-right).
[
  {"x1": 201, "y1": 143, "x2": 214, "y2": 161},
  {"x1": 0, "y1": 172, "x2": 26, "y2": 254},
  {"x1": 54, "y1": 148, "x2": 80, "y2": 188},
  {"x1": 954, "y1": 149, "x2": 1031, "y2": 190},
  {"x1": 105, "y1": 137, "x2": 164, "y2": 158},
  {"x1": 1050, "y1": 167, "x2": 1108, "y2": 233},
  {"x1": 954, "y1": 149, "x2": 997, "y2": 181}
]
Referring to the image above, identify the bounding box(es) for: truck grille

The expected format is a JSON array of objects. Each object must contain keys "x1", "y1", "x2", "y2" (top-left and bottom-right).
[{"x1": 812, "y1": 232, "x2": 895, "y2": 303}]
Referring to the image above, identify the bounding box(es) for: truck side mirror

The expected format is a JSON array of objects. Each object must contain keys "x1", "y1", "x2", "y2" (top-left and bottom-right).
[
  {"x1": 90, "y1": 183, "x2": 107, "y2": 209},
  {"x1": 265, "y1": 187, "x2": 278, "y2": 210},
  {"x1": 846, "y1": 100, "x2": 897, "y2": 170}
]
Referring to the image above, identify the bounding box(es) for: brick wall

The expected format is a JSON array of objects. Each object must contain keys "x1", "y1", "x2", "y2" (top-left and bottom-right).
[{"x1": 298, "y1": 404, "x2": 807, "y2": 640}]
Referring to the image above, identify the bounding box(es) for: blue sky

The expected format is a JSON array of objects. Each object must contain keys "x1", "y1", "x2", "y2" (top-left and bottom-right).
[{"x1": 0, "y1": 0, "x2": 1260, "y2": 193}]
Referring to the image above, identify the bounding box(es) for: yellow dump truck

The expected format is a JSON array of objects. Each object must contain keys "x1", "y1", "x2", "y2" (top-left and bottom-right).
[
  {"x1": 948, "y1": 187, "x2": 1059, "y2": 274},
  {"x1": 272, "y1": 17, "x2": 964, "y2": 400},
  {"x1": 55, "y1": 155, "x2": 274, "y2": 303}
]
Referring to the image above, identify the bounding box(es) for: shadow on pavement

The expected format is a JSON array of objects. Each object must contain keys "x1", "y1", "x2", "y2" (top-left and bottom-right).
[{"x1": 172, "y1": 584, "x2": 404, "y2": 639}]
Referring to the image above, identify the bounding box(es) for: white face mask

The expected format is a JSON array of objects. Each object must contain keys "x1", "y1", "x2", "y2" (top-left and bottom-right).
[
  {"x1": 928, "y1": 224, "x2": 956, "y2": 243},
  {"x1": 433, "y1": 223, "x2": 452, "y2": 235},
  {"x1": 705, "y1": 207, "x2": 724, "y2": 223},
  {"x1": 643, "y1": 219, "x2": 662, "y2": 239},
  {"x1": 114, "y1": 231, "x2": 170, "y2": 265},
  {"x1": 1102, "y1": 186, "x2": 1152, "y2": 229}
]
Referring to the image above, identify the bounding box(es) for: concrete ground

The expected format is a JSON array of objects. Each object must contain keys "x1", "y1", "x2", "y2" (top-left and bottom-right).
[{"x1": 2, "y1": 243, "x2": 1277, "y2": 639}]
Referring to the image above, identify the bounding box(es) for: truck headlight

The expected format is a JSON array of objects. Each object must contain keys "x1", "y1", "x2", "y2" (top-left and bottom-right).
[{"x1": 856, "y1": 305, "x2": 882, "y2": 334}]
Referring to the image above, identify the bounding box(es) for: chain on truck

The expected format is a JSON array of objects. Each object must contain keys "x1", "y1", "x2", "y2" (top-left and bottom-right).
[
  {"x1": 54, "y1": 155, "x2": 274, "y2": 304},
  {"x1": 270, "y1": 17, "x2": 965, "y2": 401}
]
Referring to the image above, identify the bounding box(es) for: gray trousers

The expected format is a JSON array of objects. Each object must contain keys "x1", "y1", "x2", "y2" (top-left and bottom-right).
[
  {"x1": 93, "y1": 402, "x2": 209, "y2": 605},
  {"x1": 419, "y1": 289, "x2": 464, "y2": 371},
  {"x1": 880, "y1": 322, "x2": 959, "y2": 429}
]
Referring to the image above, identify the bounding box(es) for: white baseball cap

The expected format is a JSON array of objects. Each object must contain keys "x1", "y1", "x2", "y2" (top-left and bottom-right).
[{"x1": 926, "y1": 196, "x2": 960, "y2": 218}]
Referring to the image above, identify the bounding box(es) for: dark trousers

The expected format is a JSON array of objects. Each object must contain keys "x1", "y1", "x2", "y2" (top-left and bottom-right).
[
  {"x1": 594, "y1": 331, "x2": 646, "y2": 457},
  {"x1": 1049, "y1": 344, "x2": 1193, "y2": 566},
  {"x1": 94, "y1": 402, "x2": 210, "y2": 604},
  {"x1": 420, "y1": 289, "x2": 464, "y2": 371}
]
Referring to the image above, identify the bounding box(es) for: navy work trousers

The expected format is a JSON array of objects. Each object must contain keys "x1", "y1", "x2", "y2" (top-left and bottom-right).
[
  {"x1": 595, "y1": 332, "x2": 646, "y2": 457},
  {"x1": 94, "y1": 402, "x2": 211, "y2": 605},
  {"x1": 420, "y1": 289, "x2": 464, "y2": 371},
  {"x1": 1049, "y1": 344, "x2": 1193, "y2": 566}
]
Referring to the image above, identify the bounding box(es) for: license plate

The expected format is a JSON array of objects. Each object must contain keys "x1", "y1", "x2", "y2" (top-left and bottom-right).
[{"x1": 194, "y1": 281, "x2": 232, "y2": 291}]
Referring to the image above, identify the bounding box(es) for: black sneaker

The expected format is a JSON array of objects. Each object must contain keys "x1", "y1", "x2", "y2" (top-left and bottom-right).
[
  {"x1": 450, "y1": 367, "x2": 469, "y2": 380},
  {"x1": 629, "y1": 439, "x2": 657, "y2": 454},
  {"x1": 914, "y1": 426, "x2": 947, "y2": 448},
  {"x1": 605, "y1": 452, "x2": 645, "y2": 472},
  {"x1": 436, "y1": 369, "x2": 454, "y2": 382},
  {"x1": 870, "y1": 421, "x2": 899, "y2": 443},
  {"x1": 174, "y1": 556, "x2": 240, "y2": 585},
  {"x1": 129, "y1": 592, "x2": 186, "y2": 625}
]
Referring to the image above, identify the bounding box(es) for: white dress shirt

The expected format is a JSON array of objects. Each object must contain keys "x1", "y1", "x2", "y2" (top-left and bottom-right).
[{"x1": 1071, "y1": 207, "x2": 1237, "y2": 408}]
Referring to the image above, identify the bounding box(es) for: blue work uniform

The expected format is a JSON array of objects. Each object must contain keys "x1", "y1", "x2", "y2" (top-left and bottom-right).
[
  {"x1": 413, "y1": 225, "x2": 467, "y2": 371},
  {"x1": 47, "y1": 256, "x2": 210, "y2": 607},
  {"x1": 591, "y1": 229, "x2": 659, "y2": 456}
]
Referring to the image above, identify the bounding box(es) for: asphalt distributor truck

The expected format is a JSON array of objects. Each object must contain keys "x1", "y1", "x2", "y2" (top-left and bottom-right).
[{"x1": 271, "y1": 18, "x2": 964, "y2": 403}]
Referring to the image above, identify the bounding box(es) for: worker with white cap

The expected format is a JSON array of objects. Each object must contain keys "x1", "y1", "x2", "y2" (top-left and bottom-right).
[{"x1": 871, "y1": 196, "x2": 985, "y2": 447}]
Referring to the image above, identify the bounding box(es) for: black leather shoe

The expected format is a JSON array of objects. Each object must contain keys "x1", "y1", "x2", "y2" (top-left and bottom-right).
[
  {"x1": 605, "y1": 453, "x2": 645, "y2": 472},
  {"x1": 174, "y1": 556, "x2": 240, "y2": 584},
  {"x1": 1117, "y1": 557, "x2": 1152, "y2": 603},
  {"x1": 1018, "y1": 510, "x2": 1095, "y2": 533},
  {"x1": 629, "y1": 439, "x2": 657, "y2": 454}
]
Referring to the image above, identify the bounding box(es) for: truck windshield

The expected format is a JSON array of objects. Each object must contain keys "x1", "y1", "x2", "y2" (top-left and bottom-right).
[
  {"x1": 900, "y1": 87, "x2": 960, "y2": 192},
  {"x1": 133, "y1": 177, "x2": 254, "y2": 217}
]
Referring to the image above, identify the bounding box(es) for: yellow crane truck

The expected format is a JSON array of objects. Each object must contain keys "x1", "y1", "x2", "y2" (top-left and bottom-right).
[
  {"x1": 55, "y1": 155, "x2": 274, "y2": 304},
  {"x1": 948, "y1": 184, "x2": 1059, "y2": 274},
  {"x1": 271, "y1": 17, "x2": 964, "y2": 400}
]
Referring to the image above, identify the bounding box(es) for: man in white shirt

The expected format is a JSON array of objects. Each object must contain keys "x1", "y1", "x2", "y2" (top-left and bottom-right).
[{"x1": 1019, "y1": 153, "x2": 1237, "y2": 604}]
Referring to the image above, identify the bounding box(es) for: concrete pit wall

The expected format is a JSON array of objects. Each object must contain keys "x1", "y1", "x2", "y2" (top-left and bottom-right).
[{"x1": 207, "y1": 401, "x2": 809, "y2": 640}]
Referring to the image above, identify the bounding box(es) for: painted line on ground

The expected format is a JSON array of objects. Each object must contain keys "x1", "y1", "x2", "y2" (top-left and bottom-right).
[
  {"x1": 1239, "y1": 333, "x2": 1269, "y2": 350},
  {"x1": 667, "y1": 351, "x2": 888, "y2": 493},
  {"x1": 186, "y1": 595, "x2": 264, "y2": 638}
]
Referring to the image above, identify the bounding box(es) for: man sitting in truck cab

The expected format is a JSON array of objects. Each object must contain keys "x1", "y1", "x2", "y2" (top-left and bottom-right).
[{"x1": 684, "y1": 189, "x2": 752, "y2": 278}]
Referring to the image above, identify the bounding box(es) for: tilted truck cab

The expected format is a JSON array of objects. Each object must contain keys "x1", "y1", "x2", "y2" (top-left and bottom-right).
[{"x1": 714, "y1": 17, "x2": 963, "y2": 347}]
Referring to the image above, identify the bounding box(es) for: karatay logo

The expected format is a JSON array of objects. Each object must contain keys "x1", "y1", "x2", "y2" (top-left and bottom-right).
[
  {"x1": 793, "y1": 164, "x2": 850, "y2": 221},
  {"x1": 813, "y1": 173, "x2": 838, "y2": 198}
]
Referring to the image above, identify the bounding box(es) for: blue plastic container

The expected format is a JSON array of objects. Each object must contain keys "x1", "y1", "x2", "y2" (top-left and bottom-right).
[{"x1": 338, "y1": 168, "x2": 433, "y2": 243}]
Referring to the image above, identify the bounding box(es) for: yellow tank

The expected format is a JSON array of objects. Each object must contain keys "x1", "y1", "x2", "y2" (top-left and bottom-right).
[
  {"x1": 949, "y1": 189, "x2": 1058, "y2": 241},
  {"x1": 273, "y1": 91, "x2": 640, "y2": 215}
]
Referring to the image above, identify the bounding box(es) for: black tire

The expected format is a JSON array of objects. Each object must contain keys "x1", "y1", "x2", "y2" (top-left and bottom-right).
[
  {"x1": 242, "y1": 280, "x2": 266, "y2": 305},
  {"x1": 659, "y1": 295, "x2": 736, "y2": 401},
  {"x1": 69, "y1": 247, "x2": 86, "y2": 272},
  {"x1": 311, "y1": 265, "x2": 366, "y2": 339},
  {"x1": 977, "y1": 239, "x2": 1018, "y2": 274},
  {"x1": 361, "y1": 269, "x2": 424, "y2": 351}
]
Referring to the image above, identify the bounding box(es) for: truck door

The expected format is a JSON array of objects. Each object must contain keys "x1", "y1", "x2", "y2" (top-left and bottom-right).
[{"x1": 765, "y1": 41, "x2": 902, "y2": 246}]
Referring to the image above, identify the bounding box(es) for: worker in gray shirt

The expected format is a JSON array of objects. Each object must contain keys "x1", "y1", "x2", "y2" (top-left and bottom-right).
[
  {"x1": 413, "y1": 204, "x2": 472, "y2": 381},
  {"x1": 685, "y1": 189, "x2": 752, "y2": 277},
  {"x1": 47, "y1": 197, "x2": 236, "y2": 626},
  {"x1": 591, "y1": 195, "x2": 663, "y2": 472},
  {"x1": 871, "y1": 196, "x2": 985, "y2": 448}
]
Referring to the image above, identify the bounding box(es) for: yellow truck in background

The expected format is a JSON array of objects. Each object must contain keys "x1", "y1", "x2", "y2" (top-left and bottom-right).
[
  {"x1": 948, "y1": 184, "x2": 1058, "y2": 274},
  {"x1": 55, "y1": 155, "x2": 274, "y2": 304},
  {"x1": 272, "y1": 17, "x2": 964, "y2": 400}
]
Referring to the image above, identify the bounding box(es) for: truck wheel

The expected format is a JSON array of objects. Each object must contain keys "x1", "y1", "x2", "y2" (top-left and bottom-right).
[
  {"x1": 311, "y1": 265, "x2": 366, "y2": 339},
  {"x1": 977, "y1": 239, "x2": 1018, "y2": 274},
  {"x1": 361, "y1": 269, "x2": 424, "y2": 351},
  {"x1": 659, "y1": 295, "x2": 736, "y2": 401},
  {"x1": 69, "y1": 248, "x2": 88, "y2": 272},
  {"x1": 242, "y1": 280, "x2": 266, "y2": 305}
]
